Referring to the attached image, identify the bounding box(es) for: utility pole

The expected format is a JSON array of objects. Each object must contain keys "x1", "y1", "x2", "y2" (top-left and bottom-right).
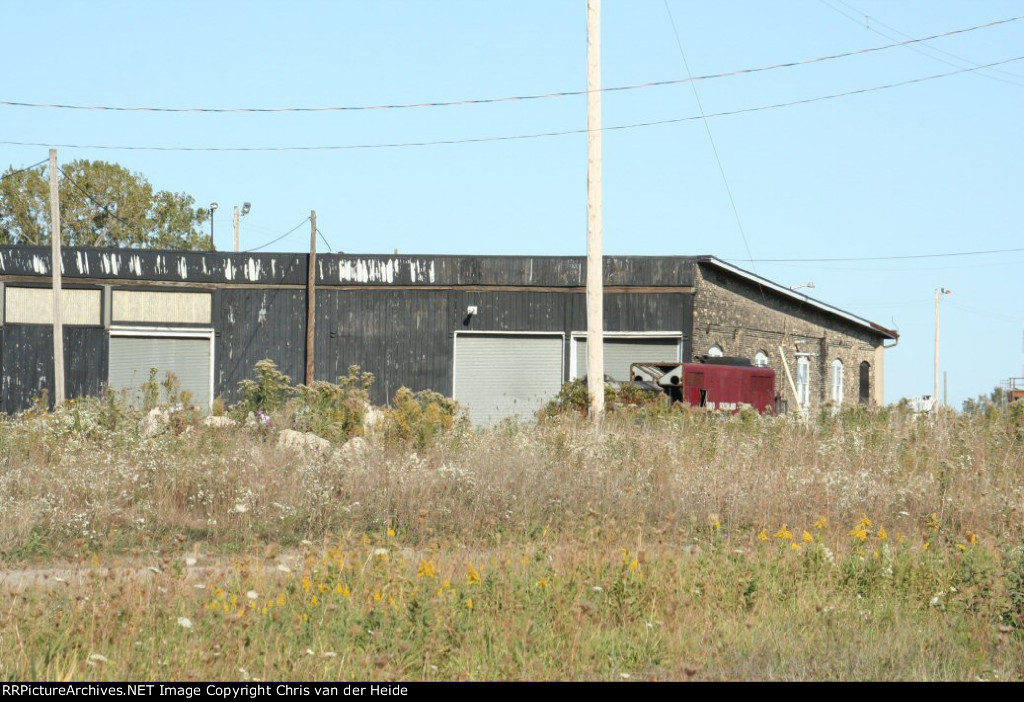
[
  {"x1": 48, "y1": 149, "x2": 65, "y2": 407},
  {"x1": 306, "y1": 210, "x2": 317, "y2": 386},
  {"x1": 233, "y1": 206, "x2": 240, "y2": 252},
  {"x1": 586, "y1": 0, "x2": 605, "y2": 421},
  {"x1": 934, "y1": 287, "x2": 951, "y2": 406}
]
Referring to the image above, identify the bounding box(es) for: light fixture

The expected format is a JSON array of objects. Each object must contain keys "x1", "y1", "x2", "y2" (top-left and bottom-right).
[
  {"x1": 241, "y1": 202, "x2": 252, "y2": 216},
  {"x1": 466, "y1": 305, "x2": 478, "y2": 316},
  {"x1": 789, "y1": 282, "x2": 815, "y2": 291}
]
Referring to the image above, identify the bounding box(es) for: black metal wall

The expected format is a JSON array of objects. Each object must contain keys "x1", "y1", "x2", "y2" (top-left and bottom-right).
[{"x1": 1, "y1": 326, "x2": 108, "y2": 412}]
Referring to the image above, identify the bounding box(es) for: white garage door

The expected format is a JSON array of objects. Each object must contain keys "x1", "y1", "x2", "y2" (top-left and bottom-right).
[
  {"x1": 454, "y1": 334, "x2": 563, "y2": 426},
  {"x1": 573, "y1": 336, "x2": 682, "y2": 381},
  {"x1": 109, "y1": 335, "x2": 212, "y2": 409}
]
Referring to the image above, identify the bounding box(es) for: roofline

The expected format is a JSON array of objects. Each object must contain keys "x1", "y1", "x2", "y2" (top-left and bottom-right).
[{"x1": 699, "y1": 257, "x2": 899, "y2": 341}]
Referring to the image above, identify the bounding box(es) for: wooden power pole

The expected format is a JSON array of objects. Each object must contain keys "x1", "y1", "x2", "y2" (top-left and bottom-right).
[
  {"x1": 586, "y1": 0, "x2": 605, "y2": 420},
  {"x1": 306, "y1": 210, "x2": 317, "y2": 385},
  {"x1": 48, "y1": 149, "x2": 65, "y2": 407}
]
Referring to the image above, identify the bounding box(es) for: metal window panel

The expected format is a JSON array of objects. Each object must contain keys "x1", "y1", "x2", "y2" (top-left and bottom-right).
[
  {"x1": 453, "y1": 333, "x2": 563, "y2": 427},
  {"x1": 5, "y1": 287, "x2": 101, "y2": 326},
  {"x1": 108, "y1": 334, "x2": 212, "y2": 409}
]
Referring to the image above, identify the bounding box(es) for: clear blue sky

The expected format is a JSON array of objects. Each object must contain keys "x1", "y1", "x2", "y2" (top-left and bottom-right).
[{"x1": 3, "y1": 1, "x2": 1022, "y2": 408}]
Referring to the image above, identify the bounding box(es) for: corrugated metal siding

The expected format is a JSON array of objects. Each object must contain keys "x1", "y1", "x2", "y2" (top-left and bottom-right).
[
  {"x1": 112, "y1": 290, "x2": 211, "y2": 324},
  {"x1": 0, "y1": 326, "x2": 108, "y2": 412},
  {"x1": 109, "y1": 336, "x2": 211, "y2": 408},
  {"x1": 5, "y1": 287, "x2": 102, "y2": 325},
  {"x1": 573, "y1": 337, "x2": 682, "y2": 381},
  {"x1": 215, "y1": 289, "x2": 306, "y2": 403},
  {"x1": 453, "y1": 334, "x2": 563, "y2": 426}
]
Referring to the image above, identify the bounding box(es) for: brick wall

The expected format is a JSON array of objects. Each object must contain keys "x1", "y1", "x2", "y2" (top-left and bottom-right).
[{"x1": 691, "y1": 263, "x2": 887, "y2": 412}]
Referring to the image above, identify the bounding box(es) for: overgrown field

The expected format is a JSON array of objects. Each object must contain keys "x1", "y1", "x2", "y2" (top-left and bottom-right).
[{"x1": 1, "y1": 388, "x2": 1023, "y2": 680}]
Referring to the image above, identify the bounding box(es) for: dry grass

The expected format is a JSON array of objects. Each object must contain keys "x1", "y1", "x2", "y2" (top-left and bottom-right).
[{"x1": 1, "y1": 398, "x2": 1023, "y2": 680}]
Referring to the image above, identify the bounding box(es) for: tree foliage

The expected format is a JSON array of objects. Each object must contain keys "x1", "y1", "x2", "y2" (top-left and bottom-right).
[{"x1": 0, "y1": 160, "x2": 211, "y2": 250}]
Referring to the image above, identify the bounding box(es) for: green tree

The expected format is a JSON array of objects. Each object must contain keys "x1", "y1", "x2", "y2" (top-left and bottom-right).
[{"x1": 0, "y1": 160, "x2": 211, "y2": 250}]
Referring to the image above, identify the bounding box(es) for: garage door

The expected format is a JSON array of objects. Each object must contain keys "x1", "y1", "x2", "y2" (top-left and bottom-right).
[
  {"x1": 109, "y1": 335, "x2": 212, "y2": 409},
  {"x1": 573, "y1": 336, "x2": 682, "y2": 381},
  {"x1": 453, "y1": 334, "x2": 563, "y2": 426}
]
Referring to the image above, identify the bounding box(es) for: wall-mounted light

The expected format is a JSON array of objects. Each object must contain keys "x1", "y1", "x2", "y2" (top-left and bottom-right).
[{"x1": 466, "y1": 305, "x2": 478, "y2": 316}]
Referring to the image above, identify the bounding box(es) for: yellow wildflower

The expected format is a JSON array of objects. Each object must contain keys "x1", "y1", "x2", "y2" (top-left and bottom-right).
[
  {"x1": 310, "y1": 595, "x2": 319, "y2": 606},
  {"x1": 967, "y1": 532, "x2": 978, "y2": 544},
  {"x1": 537, "y1": 577, "x2": 550, "y2": 589},
  {"x1": 877, "y1": 526, "x2": 888, "y2": 541},
  {"x1": 858, "y1": 515, "x2": 873, "y2": 529},
  {"x1": 335, "y1": 584, "x2": 351, "y2": 598},
  {"x1": 957, "y1": 544, "x2": 966, "y2": 551},
  {"x1": 466, "y1": 598, "x2": 474, "y2": 611},
  {"x1": 802, "y1": 530, "x2": 814, "y2": 543},
  {"x1": 757, "y1": 529, "x2": 769, "y2": 542},
  {"x1": 387, "y1": 528, "x2": 396, "y2": 538},
  {"x1": 814, "y1": 516, "x2": 828, "y2": 530},
  {"x1": 791, "y1": 542, "x2": 802, "y2": 551},
  {"x1": 302, "y1": 577, "x2": 312, "y2": 592},
  {"x1": 318, "y1": 583, "x2": 329, "y2": 594},
  {"x1": 417, "y1": 560, "x2": 437, "y2": 579},
  {"x1": 373, "y1": 590, "x2": 383, "y2": 602},
  {"x1": 850, "y1": 526, "x2": 869, "y2": 542},
  {"x1": 467, "y1": 565, "x2": 482, "y2": 585},
  {"x1": 923, "y1": 541, "x2": 931, "y2": 551},
  {"x1": 775, "y1": 524, "x2": 794, "y2": 540},
  {"x1": 927, "y1": 512, "x2": 941, "y2": 531},
  {"x1": 278, "y1": 594, "x2": 286, "y2": 607}
]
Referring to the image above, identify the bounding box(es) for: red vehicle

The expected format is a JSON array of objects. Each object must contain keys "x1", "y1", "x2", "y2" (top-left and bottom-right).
[{"x1": 630, "y1": 357, "x2": 778, "y2": 414}]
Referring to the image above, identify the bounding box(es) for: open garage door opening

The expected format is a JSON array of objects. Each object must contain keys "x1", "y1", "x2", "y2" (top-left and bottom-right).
[
  {"x1": 453, "y1": 333, "x2": 563, "y2": 427},
  {"x1": 108, "y1": 328, "x2": 214, "y2": 410}
]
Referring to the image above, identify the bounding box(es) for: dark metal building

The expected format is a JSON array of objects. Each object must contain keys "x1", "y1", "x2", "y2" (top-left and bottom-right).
[{"x1": 0, "y1": 246, "x2": 895, "y2": 424}]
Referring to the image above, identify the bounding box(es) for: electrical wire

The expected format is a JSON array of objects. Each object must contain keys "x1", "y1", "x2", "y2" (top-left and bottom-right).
[
  {"x1": 734, "y1": 246, "x2": 1024, "y2": 263},
  {"x1": 316, "y1": 228, "x2": 332, "y2": 253},
  {"x1": 3, "y1": 54, "x2": 1020, "y2": 154},
  {"x1": 663, "y1": 0, "x2": 758, "y2": 279},
  {"x1": 243, "y1": 217, "x2": 310, "y2": 252},
  {"x1": 820, "y1": 0, "x2": 1024, "y2": 87},
  {"x1": 2, "y1": 15, "x2": 1020, "y2": 114},
  {"x1": 0, "y1": 159, "x2": 47, "y2": 182}
]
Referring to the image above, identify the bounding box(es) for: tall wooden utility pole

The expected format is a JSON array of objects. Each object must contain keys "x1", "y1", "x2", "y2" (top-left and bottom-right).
[
  {"x1": 48, "y1": 149, "x2": 65, "y2": 407},
  {"x1": 586, "y1": 0, "x2": 605, "y2": 420},
  {"x1": 306, "y1": 210, "x2": 317, "y2": 385},
  {"x1": 233, "y1": 206, "x2": 241, "y2": 252}
]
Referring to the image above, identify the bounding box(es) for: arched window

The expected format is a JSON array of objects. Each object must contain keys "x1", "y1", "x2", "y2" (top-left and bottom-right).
[
  {"x1": 796, "y1": 355, "x2": 810, "y2": 408},
  {"x1": 859, "y1": 361, "x2": 871, "y2": 404},
  {"x1": 708, "y1": 344, "x2": 724, "y2": 357},
  {"x1": 754, "y1": 351, "x2": 769, "y2": 367},
  {"x1": 831, "y1": 359, "x2": 844, "y2": 403}
]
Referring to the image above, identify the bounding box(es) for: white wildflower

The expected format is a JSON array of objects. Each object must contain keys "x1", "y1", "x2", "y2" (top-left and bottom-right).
[{"x1": 177, "y1": 616, "x2": 193, "y2": 629}]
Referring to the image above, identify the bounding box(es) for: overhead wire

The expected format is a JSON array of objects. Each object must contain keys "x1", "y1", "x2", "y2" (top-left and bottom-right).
[
  {"x1": 0, "y1": 159, "x2": 47, "y2": 182},
  {"x1": 1, "y1": 14, "x2": 1020, "y2": 114},
  {"x1": 3, "y1": 55, "x2": 1020, "y2": 154},
  {"x1": 243, "y1": 217, "x2": 310, "y2": 252},
  {"x1": 662, "y1": 0, "x2": 759, "y2": 281}
]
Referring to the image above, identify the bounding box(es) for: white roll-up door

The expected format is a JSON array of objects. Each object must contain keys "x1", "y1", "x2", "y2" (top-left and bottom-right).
[
  {"x1": 453, "y1": 334, "x2": 563, "y2": 426},
  {"x1": 573, "y1": 336, "x2": 682, "y2": 380},
  {"x1": 109, "y1": 335, "x2": 212, "y2": 409}
]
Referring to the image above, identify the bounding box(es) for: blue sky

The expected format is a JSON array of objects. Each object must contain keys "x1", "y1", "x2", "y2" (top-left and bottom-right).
[{"x1": 3, "y1": 1, "x2": 1022, "y2": 408}]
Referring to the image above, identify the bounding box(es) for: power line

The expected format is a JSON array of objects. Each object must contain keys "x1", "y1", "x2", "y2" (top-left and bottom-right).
[
  {"x1": 316, "y1": 228, "x2": 332, "y2": 253},
  {"x1": 663, "y1": 0, "x2": 758, "y2": 279},
  {"x1": 0, "y1": 159, "x2": 47, "y2": 182},
  {"x1": 731, "y1": 246, "x2": 1024, "y2": 263},
  {"x1": 244, "y1": 217, "x2": 310, "y2": 252},
  {"x1": 2, "y1": 15, "x2": 1020, "y2": 115},
  {"x1": 821, "y1": 0, "x2": 1024, "y2": 87},
  {"x1": 3, "y1": 55, "x2": 1020, "y2": 154}
]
